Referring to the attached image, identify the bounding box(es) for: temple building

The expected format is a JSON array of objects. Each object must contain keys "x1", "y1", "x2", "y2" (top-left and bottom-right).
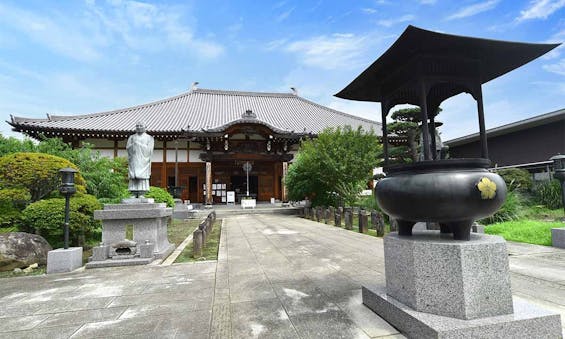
[{"x1": 9, "y1": 87, "x2": 381, "y2": 204}]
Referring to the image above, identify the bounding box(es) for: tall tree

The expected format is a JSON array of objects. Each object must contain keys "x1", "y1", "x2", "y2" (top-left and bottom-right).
[
  {"x1": 286, "y1": 126, "x2": 381, "y2": 207},
  {"x1": 387, "y1": 107, "x2": 442, "y2": 164}
]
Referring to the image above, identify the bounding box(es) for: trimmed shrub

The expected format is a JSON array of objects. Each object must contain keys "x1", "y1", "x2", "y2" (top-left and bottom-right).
[
  {"x1": 145, "y1": 186, "x2": 174, "y2": 207},
  {"x1": 496, "y1": 168, "x2": 532, "y2": 191},
  {"x1": 532, "y1": 179, "x2": 563, "y2": 210},
  {"x1": 0, "y1": 153, "x2": 86, "y2": 202},
  {"x1": 480, "y1": 190, "x2": 523, "y2": 225},
  {"x1": 0, "y1": 188, "x2": 31, "y2": 227},
  {"x1": 21, "y1": 194, "x2": 102, "y2": 248}
]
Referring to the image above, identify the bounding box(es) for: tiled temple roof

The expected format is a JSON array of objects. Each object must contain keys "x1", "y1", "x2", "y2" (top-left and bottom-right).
[{"x1": 9, "y1": 88, "x2": 381, "y2": 140}]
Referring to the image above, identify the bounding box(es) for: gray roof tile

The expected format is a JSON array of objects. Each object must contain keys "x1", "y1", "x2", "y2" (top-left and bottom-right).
[{"x1": 10, "y1": 88, "x2": 381, "y2": 136}]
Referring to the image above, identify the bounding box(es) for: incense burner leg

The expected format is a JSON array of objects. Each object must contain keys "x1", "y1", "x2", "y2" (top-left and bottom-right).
[{"x1": 397, "y1": 220, "x2": 415, "y2": 236}]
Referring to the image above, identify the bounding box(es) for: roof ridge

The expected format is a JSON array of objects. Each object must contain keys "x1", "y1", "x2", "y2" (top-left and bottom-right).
[
  {"x1": 194, "y1": 88, "x2": 295, "y2": 97},
  {"x1": 294, "y1": 96, "x2": 381, "y2": 126}
]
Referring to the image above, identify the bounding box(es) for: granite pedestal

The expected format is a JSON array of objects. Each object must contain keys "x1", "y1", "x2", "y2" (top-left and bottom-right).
[
  {"x1": 86, "y1": 202, "x2": 174, "y2": 268},
  {"x1": 46, "y1": 247, "x2": 83, "y2": 274},
  {"x1": 362, "y1": 231, "x2": 562, "y2": 338}
]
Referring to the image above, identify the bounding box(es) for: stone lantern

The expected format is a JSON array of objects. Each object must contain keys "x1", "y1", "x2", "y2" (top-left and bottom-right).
[
  {"x1": 47, "y1": 168, "x2": 82, "y2": 274},
  {"x1": 59, "y1": 167, "x2": 77, "y2": 249}
]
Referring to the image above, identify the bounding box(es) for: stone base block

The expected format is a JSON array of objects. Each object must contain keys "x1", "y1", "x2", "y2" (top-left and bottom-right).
[
  {"x1": 139, "y1": 242, "x2": 155, "y2": 258},
  {"x1": 384, "y1": 231, "x2": 513, "y2": 320},
  {"x1": 552, "y1": 227, "x2": 565, "y2": 249},
  {"x1": 122, "y1": 197, "x2": 154, "y2": 204},
  {"x1": 47, "y1": 247, "x2": 83, "y2": 274},
  {"x1": 155, "y1": 243, "x2": 175, "y2": 259},
  {"x1": 85, "y1": 257, "x2": 153, "y2": 269},
  {"x1": 91, "y1": 245, "x2": 110, "y2": 261},
  {"x1": 362, "y1": 285, "x2": 562, "y2": 339}
]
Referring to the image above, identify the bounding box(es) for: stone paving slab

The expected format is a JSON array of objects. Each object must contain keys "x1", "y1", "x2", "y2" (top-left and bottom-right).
[{"x1": 0, "y1": 214, "x2": 564, "y2": 337}]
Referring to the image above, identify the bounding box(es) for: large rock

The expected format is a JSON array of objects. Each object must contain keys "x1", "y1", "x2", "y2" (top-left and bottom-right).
[{"x1": 0, "y1": 232, "x2": 52, "y2": 271}]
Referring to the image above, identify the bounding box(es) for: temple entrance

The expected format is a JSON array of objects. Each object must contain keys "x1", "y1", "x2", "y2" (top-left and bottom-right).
[
  {"x1": 187, "y1": 176, "x2": 198, "y2": 203},
  {"x1": 209, "y1": 160, "x2": 281, "y2": 203},
  {"x1": 230, "y1": 175, "x2": 258, "y2": 202}
]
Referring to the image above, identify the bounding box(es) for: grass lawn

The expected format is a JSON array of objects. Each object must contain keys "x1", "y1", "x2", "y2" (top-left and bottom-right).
[
  {"x1": 168, "y1": 219, "x2": 201, "y2": 247},
  {"x1": 485, "y1": 220, "x2": 565, "y2": 246},
  {"x1": 175, "y1": 220, "x2": 222, "y2": 263},
  {"x1": 522, "y1": 206, "x2": 564, "y2": 221},
  {"x1": 0, "y1": 267, "x2": 46, "y2": 278}
]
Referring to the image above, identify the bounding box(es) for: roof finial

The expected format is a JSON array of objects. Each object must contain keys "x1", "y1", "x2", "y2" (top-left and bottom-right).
[
  {"x1": 191, "y1": 82, "x2": 199, "y2": 91},
  {"x1": 290, "y1": 87, "x2": 298, "y2": 95}
]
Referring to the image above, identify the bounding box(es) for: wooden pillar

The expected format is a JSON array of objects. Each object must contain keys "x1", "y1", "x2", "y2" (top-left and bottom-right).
[
  {"x1": 476, "y1": 86, "x2": 489, "y2": 159},
  {"x1": 429, "y1": 115, "x2": 437, "y2": 160},
  {"x1": 206, "y1": 162, "x2": 212, "y2": 205},
  {"x1": 113, "y1": 140, "x2": 118, "y2": 159},
  {"x1": 381, "y1": 103, "x2": 389, "y2": 167},
  {"x1": 161, "y1": 140, "x2": 167, "y2": 188},
  {"x1": 273, "y1": 162, "x2": 280, "y2": 200},
  {"x1": 282, "y1": 161, "x2": 289, "y2": 202},
  {"x1": 419, "y1": 81, "x2": 432, "y2": 160}
]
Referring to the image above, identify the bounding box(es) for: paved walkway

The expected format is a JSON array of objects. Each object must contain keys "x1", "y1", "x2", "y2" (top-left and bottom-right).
[{"x1": 0, "y1": 214, "x2": 564, "y2": 338}]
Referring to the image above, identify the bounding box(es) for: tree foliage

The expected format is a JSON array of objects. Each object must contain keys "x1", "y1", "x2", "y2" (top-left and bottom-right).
[
  {"x1": 286, "y1": 126, "x2": 381, "y2": 207},
  {"x1": 387, "y1": 107, "x2": 442, "y2": 164},
  {"x1": 0, "y1": 135, "x2": 129, "y2": 201},
  {"x1": 21, "y1": 194, "x2": 102, "y2": 247},
  {"x1": 145, "y1": 186, "x2": 175, "y2": 207},
  {"x1": 496, "y1": 168, "x2": 533, "y2": 191},
  {"x1": 0, "y1": 188, "x2": 31, "y2": 227},
  {"x1": 0, "y1": 153, "x2": 86, "y2": 202},
  {"x1": 0, "y1": 135, "x2": 36, "y2": 156}
]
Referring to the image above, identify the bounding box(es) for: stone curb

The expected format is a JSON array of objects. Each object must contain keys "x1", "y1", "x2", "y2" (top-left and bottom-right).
[{"x1": 161, "y1": 233, "x2": 194, "y2": 266}]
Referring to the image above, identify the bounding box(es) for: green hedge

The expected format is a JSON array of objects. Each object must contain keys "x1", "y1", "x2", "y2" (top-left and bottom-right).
[
  {"x1": 496, "y1": 168, "x2": 532, "y2": 191},
  {"x1": 145, "y1": 186, "x2": 175, "y2": 207},
  {"x1": 21, "y1": 194, "x2": 102, "y2": 248},
  {"x1": 0, "y1": 153, "x2": 86, "y2": 202},
  {"x1": 532, "y1": 179, "x2": 563, "y2": 210},
  {"x1": 0, "y1": 188, "x2": 31, "y2": 227}
]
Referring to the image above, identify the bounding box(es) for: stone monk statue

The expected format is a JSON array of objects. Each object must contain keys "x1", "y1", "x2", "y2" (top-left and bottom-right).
[{"x1": 127, "y1": 122, "x2": 154, "y2": 197}]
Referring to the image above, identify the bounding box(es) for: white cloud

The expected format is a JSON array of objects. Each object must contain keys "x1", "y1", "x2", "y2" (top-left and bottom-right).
[
  {"x1": 362, "y1": 8, "x2": 377, "y2": 14},
  {"x1": 446, "y1": 0, "x2": 500, "y2": 20},
  {"x1": 377, "y1": 14, "x2": 415, "y2": 27},
  {"x1": 87, "y1": 1, "x2": 224, "y2": 58},
  {"x1": 276, "y1": 7, "x2": 295, "y2": 22},
  {"x1": 281, "y1": 32, "x2": 391, "y2": 70},
  {"x1": 284, "y1": 33, "x2": 372, "y2": 70},
  {"x1": 0, "y1": 1, "x2": 224, "y2": 62},
  {"x1": 543, "y1": 58, "x2": 565, "y2": 75},
  {"x1": 517, "y1": 0, "x2": 565, "y2": 21},
  {"x1": 0, "y1": 3, "x2": 103, "y2": 61},
  {"x1": 265, "y1": 39, "x2": 289, "y2": 51}
]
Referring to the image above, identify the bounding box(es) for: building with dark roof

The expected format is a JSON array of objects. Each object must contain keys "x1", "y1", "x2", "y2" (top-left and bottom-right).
[
  {"x1": 446, "y1": 108, "x2": 565, "y2": 173},
  {"x1": 9, "y1": 87, "x2": 381, "y2": 203}
]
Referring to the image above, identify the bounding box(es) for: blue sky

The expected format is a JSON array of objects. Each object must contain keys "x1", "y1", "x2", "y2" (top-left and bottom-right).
[{"x1": 0, "y1": 0, "x2": 563, "y2": 140}]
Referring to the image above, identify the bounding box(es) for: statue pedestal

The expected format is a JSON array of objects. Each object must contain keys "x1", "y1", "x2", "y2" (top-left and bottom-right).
[
  {"x1": 86, "y1": 202, "x2": 174, "y2": 268},
  {"x1": 362, "y1": 231, "x2": 562, "y2": 338}
]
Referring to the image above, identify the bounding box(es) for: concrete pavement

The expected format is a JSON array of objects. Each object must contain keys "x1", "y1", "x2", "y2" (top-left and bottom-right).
[{"x1": 0, "y1": 214, "x2": 563, "y2": 338}]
